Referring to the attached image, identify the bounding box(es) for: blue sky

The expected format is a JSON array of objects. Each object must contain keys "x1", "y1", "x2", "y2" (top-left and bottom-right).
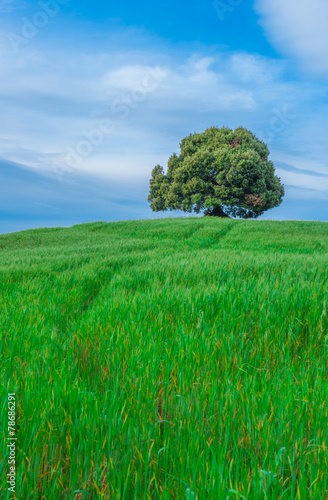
[{"x1": 1, "y1": 0, "x2": 328, "y2": 233}]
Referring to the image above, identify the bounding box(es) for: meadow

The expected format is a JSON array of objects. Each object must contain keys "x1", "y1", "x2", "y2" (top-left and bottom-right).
[{"x1": 1, "y1": 217, "x2": 328, "y2": 499}]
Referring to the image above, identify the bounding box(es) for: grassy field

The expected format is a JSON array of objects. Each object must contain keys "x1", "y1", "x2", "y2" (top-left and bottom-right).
[{"x1": 1, "y1": 217, "x2": 328, "y2": 499}]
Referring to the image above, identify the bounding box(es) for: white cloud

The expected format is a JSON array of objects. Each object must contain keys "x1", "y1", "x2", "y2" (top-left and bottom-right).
[
  {"x1": 0, "y1": 22, "x2": 327, "y2": 212},
  {"x1": 77, "y1": 154, "x2": 168, "y2": 180},
  {"x1": 275, "y1": 153, "x2": 328, "y2": 176},
  {"x1": 229, "y1": 53, "x2": 283, "y2": 84},
  {"x1": 0, "y1": 0, "x2": 26, "y2": 12},
  {"x1": 255, "y1": 0, "x2": 328, "y2": 77},
  {"x1": 0, "y1": 43, "x2": 290, "y2": 167},
  {"x1": 276, "y1": 169, "x2": 328, "y2": 192},
  {"x1": 103, "y1": 65, "x2": 169, "y2": 91},
  {"x1": 157, "y1": 56, "x2": 256, "y2": 111}
]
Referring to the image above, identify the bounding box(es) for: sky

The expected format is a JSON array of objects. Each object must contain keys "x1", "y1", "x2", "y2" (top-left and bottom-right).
[{"x1": 0, "y1": 0, "x2": 328, "y2": 233}]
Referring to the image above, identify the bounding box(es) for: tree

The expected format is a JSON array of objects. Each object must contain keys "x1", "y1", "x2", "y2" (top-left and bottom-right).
[{"x1": 148, "y1": 126, "x2": 284, "y2": 218}]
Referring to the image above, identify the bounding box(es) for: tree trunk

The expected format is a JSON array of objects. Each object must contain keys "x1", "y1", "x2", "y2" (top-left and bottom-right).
[{"x1": 204, "y1": 206, "x2": 232, "y2": 218}]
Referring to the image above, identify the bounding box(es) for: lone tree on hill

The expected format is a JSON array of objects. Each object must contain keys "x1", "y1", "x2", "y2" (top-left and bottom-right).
[{"x1": 148, "y1": 126, "x2": 284, "y2": 218}]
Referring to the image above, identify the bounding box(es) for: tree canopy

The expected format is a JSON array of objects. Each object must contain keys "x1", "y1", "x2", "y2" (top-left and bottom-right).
[{"x1": 148, "y1": 126, "x2": 284, "y2": 218}]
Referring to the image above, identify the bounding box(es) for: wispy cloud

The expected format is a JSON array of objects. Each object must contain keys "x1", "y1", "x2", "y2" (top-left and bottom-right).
[
  {"x1": 1, "y1": 16, "x2": 328, "y2": 228},
  {"x1": 0, "y1": 33, "x2": 313, "y2": 174},
  {"x1": 0, "y1": 0, "x2": 26, "y2": 12},
  {"x1": 255, "y1": 0, "x2": 328, "y2": 78},
  {"x1": 0, "y1": 158, "x2": 156, "y2": 233}
]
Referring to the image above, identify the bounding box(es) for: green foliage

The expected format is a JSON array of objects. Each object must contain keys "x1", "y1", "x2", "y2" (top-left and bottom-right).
[
  {"x1": 1, "y1": 218, "x2": 328, "y2": 499},
  {"x1": 148, "y1": 126, "x2": 285, "y2": 218}
]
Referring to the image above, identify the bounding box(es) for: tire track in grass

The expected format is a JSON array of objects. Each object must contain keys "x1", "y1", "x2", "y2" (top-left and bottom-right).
[
  {"x1": 68, "y1": 258, "x2": 135, "y2": 323},
  {"x1": 188, "y1": 220, "x2": 237, "y2": 249}
]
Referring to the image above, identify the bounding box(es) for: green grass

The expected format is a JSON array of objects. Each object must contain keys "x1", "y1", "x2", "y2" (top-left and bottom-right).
[{"x1": 1, "y1": 217, "x2": 328, "y2": 499}]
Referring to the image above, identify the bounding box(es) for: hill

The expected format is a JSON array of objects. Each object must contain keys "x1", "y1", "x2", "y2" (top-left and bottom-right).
[{"x1": 1, "y1": 218, "x2": 328, "y2": 499}]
